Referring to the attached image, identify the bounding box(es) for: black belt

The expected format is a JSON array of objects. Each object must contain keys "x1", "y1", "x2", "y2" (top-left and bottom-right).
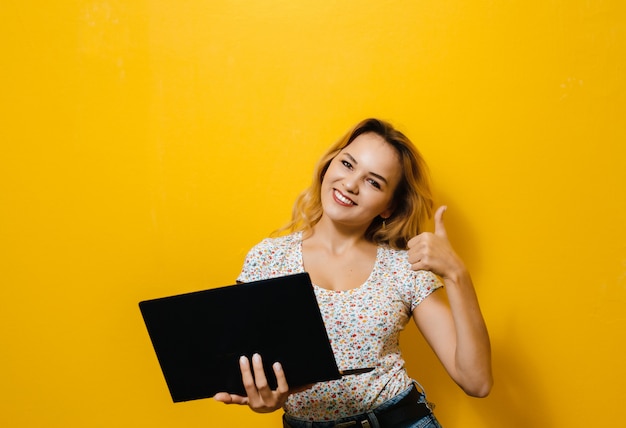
[{"x1": 373, "y1": 386, "x2": 432, "y2": 427}]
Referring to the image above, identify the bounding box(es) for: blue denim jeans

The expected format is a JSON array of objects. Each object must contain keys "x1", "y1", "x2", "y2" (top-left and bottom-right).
[{"x1": 282, "y1": 382, "x2": 443, "y2": 428}]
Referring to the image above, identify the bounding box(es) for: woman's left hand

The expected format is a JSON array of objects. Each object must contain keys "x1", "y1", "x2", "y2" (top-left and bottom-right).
[{"x1": 407, "y1": 205, "x2": 465, "y2": 280}]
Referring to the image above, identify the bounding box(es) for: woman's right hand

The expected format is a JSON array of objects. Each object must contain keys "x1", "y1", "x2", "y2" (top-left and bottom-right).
[{"x1": 213, "y1": 353, "x2": 295, "y2": 413}]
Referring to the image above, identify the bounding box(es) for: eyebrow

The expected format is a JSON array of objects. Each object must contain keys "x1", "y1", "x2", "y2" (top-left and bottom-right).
[{"x1": 344, "y1": 153, "x2": 389, "y2": 185}]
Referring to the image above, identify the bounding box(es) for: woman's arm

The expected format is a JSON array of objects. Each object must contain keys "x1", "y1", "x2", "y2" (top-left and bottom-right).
[{"x1": 407, "y1": 206, "x2": 493, "y2": 397}]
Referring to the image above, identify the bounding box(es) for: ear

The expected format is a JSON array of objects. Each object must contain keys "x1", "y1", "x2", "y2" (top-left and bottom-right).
[
  {"x1": 380, "y1": 207, "x2": 394, "y2": 220},
  {"x1": 380, "y1": 199, "x2": 396, "y2": 220}
]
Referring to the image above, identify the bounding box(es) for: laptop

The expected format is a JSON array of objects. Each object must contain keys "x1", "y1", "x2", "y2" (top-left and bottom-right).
[{"x1": 139, "y1": 273, "x2": 344, "y2": 402}]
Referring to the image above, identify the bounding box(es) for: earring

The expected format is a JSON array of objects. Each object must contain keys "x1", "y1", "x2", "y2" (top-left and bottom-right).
[{"x1": 382, "y1": 219, "x2": 387, "y2": 230}]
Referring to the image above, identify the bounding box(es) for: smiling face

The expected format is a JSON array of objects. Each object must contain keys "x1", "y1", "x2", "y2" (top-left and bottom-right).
[{"x1": 320, "y1": 132, "x2": 402, "y2": 230}]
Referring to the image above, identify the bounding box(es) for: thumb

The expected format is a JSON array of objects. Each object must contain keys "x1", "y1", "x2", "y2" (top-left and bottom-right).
[{"x1": 434, "y1": 205, "x2": 448, "y2": 238}]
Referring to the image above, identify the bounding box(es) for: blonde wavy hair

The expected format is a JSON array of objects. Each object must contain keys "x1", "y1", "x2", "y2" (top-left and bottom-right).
[{"x1": 274, "y1": 118, "x2": 434, "y2": 250}]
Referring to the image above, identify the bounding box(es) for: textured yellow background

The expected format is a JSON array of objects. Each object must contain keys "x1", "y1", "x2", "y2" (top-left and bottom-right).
[{"x1": 1, "y1": 1, "x2": 624, "y2": 427}]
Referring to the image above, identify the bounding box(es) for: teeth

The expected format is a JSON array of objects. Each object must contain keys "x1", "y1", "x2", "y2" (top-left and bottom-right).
[{"x1": 334, "y1": 190, "x2": 354, "y2": 205}]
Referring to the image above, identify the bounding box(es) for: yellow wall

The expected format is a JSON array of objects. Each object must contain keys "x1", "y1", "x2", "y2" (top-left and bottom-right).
[{"x1": 1, "y1": 1, "x2": 625, "y2": 427}]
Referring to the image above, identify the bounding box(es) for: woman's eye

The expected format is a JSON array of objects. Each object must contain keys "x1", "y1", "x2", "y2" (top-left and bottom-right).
[
  {"x1": 368, "y1": 179, "x2": 381, "y2": 189},
  {"x1": 341, "y1": 160, "x2": 352, "y2": 169}
]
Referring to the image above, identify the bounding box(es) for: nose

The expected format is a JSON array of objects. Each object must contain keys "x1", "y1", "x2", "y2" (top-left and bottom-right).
[{"x1": 343, "y1": 178, "x2": 358, "y2": 194}]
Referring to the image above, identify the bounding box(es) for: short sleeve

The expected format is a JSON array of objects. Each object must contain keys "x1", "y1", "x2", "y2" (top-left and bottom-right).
[
  {"x1": 380, "y1": 247, "x2": 444, "y2": 311},
  {"x1": 236, "y1": 238, "x2": 275, "y2": 283},
  {"x1": 407, "y1": 269, "x2": 443, "y2": 311}
]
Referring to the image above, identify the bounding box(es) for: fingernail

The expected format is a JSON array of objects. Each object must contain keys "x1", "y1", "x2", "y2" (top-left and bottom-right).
[
  {"x1": 239, "y1": 355, "x2": 247, "y2": 364},
  {"x1": 273, "y1": 362, "x2": 282, "y2": 371},
  {"x1": 252, "y1": 353, "x2": 261, "y2": 363}
]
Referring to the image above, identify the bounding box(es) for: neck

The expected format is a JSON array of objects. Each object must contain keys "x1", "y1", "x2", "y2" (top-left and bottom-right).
[{"x1": 309, "y1": 216, "x2": 372, "y2": 254}]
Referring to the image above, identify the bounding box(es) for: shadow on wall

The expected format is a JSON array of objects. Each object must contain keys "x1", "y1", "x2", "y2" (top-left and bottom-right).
[{"x1": 401, "y1": 320, "x2": 553, "y2": 427}]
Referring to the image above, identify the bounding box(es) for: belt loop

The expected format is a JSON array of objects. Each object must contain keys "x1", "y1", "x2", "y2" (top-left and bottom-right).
[
  {"x1": 412, "y1": 380, "x2": 436, "y2": 412},
  {"x1": 412, "y1": 380, "x2": 426, "y2": 396},
  {"x1": 365, "y1": 410, "x2": 380, "y2": 428}
]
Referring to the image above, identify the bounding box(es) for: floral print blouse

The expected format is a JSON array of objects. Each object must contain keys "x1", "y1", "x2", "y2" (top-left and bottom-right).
[{"x1": 237, "y1": 232, "x2": 442, "y2": 421}]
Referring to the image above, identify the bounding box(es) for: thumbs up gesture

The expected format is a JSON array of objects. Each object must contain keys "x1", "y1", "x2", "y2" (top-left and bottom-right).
[{"x1": 407, "y1": 206, "x2": 465, "y2": 280}]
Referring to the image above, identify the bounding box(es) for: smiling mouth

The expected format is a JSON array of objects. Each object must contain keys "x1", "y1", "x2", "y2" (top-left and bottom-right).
[{"x1": 333, "y1": 189, "x2": 356, "y2": 206}]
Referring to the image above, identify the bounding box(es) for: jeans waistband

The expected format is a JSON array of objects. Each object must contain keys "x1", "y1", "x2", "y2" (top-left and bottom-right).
[{"x1": 283, "y1": 384, "x2": 433, "y2": 428}]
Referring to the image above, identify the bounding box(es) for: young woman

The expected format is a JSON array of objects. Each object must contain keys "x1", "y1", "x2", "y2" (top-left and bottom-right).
[{"x1": 214, "y1": 118, "x2": 492, "y2": 427}]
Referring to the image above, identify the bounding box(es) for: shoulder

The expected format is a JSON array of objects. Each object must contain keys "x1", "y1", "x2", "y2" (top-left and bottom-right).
[
  {"x1": 377, "y1": 245, "x2": 413, "y2": 275},
  {"x1": 377, "y1": 246, "x2": 442, "y2": 305},
  {"x1": 247, "y1": 232, "x2": 301, "y2": 255},
  {"x1": 379, "y1": 246, "x2": 434, "y2": 276},
  {"x1": 237, "y1": 232, "x2": 302, "y2": 282}
]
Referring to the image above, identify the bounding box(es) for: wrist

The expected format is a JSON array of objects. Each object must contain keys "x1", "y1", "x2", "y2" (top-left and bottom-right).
[{"x1": 443, "y1": 264, "x2": 470, "y2": 286}]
